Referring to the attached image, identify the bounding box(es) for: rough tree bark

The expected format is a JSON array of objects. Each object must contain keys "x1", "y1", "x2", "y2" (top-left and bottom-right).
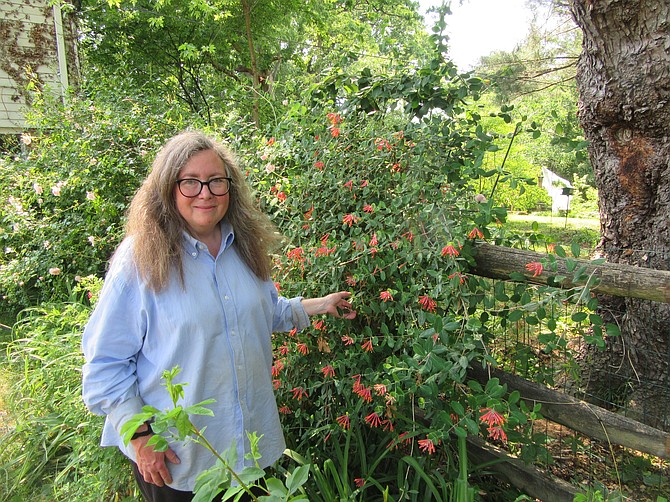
[{"x1": 569, "y1": 0, "x2": 670, "y2": 429}]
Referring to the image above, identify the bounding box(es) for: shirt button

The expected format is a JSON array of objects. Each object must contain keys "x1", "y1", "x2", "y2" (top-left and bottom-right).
[
  {"x1": 191, "y1": 252, "x2": 197, "y2": 257},
  {"x1": 224, "y1": 295, "x2": 230, "y2": 300}
]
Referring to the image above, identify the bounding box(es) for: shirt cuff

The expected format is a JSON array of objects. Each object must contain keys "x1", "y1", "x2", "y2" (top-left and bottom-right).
[
  {"x1": 107, "y1": 395, "x2": 146, "y2": 436},
  {"x1": 289, "y1": 296, "x2": 310, "y2": 331}
]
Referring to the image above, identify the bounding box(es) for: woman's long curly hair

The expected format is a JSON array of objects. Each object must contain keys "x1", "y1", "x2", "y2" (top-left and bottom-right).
[{"x1": 125, "y1": 130, "x2": 282, "y2": 291}]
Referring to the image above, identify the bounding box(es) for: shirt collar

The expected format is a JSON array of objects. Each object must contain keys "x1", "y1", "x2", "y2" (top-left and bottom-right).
[{"x1": 183, "y1": 221, "x2": 235, "y2": 258}]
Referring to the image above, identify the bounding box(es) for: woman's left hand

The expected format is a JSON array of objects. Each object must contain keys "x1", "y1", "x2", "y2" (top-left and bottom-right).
[{"x1": 302, "y1": 292, "x2": 356, "y2": 319}]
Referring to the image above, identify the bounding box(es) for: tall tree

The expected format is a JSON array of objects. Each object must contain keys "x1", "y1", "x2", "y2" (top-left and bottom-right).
[
  {"x1": 569, "y1": 0, "x2": 670, "y2": 428},
  {"x1": 77, "y1": 0, "x2": 431, "y2": 127}
]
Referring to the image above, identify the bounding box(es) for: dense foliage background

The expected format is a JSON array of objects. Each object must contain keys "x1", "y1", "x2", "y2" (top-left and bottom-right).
[{"x1": 0, "y1": 1, "x2": 626, "y2": 501}]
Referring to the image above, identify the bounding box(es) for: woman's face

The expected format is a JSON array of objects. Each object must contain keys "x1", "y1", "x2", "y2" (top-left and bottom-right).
[{"x1": 174, "y1": 149, "x2": 230, "y2": 240}]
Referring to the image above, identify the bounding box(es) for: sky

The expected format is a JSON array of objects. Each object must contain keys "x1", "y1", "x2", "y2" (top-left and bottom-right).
[{"x1": 418, "y1": 0, "x2": 534, "y2": 70}]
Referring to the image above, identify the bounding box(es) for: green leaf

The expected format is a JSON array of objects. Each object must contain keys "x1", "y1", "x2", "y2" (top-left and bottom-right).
[
  {"x1": 571, "y1": 312, "x2": 587, "y2": 322},
  {"x1": 265, "y1": 477, "x2": 288, "y2": 497},
  {"x1": 508, "y1": 310, "x2": 523, "y2": 322},
  {"x1": 451, "y1": 401, "x2": 465, "y2": 416},
  {"x1": 571, "y1": 242, "x2": 581, "y2": 258},
  {"x1": 286, "y1": 464, "x2": 310, "y2": 494}
]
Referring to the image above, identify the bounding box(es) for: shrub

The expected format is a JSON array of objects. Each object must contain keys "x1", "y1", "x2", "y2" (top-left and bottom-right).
[{"x1": 0, "y1": 83, "x2": 195, "y2": 320}]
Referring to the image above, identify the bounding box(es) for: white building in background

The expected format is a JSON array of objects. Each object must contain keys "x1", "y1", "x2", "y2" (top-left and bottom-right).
[
  {"x1": 540, "y1": 167, "x2": 573, "y2": 214},
  {"x1": 0, "y1": 0, "x2": 78, "y2": 134}
]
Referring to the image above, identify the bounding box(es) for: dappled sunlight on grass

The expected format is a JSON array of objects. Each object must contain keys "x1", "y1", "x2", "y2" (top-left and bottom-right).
[{"x1": 506, "y1": 213, "x2": 600, "y2": 256}]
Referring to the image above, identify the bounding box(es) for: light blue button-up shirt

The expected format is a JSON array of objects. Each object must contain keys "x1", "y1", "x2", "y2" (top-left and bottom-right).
[{"x1": 82, "y1": 222, "x2": 309, "y2": 491}]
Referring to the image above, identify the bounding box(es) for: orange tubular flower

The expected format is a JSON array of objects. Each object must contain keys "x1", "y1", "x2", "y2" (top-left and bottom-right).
[
  {"x1": 418, "y1": 295, "x2": 437, "y2": 313},
  {"x1": 336, "y1": 414, "x2": 350, "y2": 429},
  {"x1": 291, "y1": 387, "x2": 308, "y2": 401},
  {"x1": 479, "y1": 407, "x2": 505, "y2": 427},
  {"x1": 525, "y1": 261, "x2": 543, "y2": 277},
  {"x1": 321, "y1": 365, "x2": 336, "y2": 378},
  {"x1": 365, "y1": 412, "x2": 384, "y2": 428},
  {"x1": 468, "y1": 227, "x2": 484, "y2": 239},
  {"x1": 380, "y1": 290, "x2": 393, "y2": 302},
  {"x1": 441, "y1": 244, "x2": 459, "y2": 257},
  {"x1": 418, "y1": 438, "x2": 436, "y2": 454}
]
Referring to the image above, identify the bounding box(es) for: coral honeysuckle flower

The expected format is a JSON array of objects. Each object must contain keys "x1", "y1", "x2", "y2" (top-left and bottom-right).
[
  {"x1": 315, "y1": 246, "x2": 335, "y2": 257},
  {"x1": 525, "y1": 261, "x2": 544, "y2": 277},
  {"x1": 276, "y1": 191, "x2": 287, "y2": 202},
  {"x1": 287, "y1": 247, "x2": 304, "y2": 262},
  {"x1": 487, "y1": 425, "x2": 508, "y2": 442},
  {"x1": 291, "y1": 387, "x2": 308, "y2": 401},
  {"x1": 370, "y1": 233, "x2": 378, "y2": 246},
  {"x1": 342, "y1": 335, "x2": 355, "y2": 346},
  {"x1": 365, "y1": 412, "x2": 384, "y2": 428},
  {"x1": 362, "y1": 339, "x2": 374, "y2": 352},
  {"x1": 374, "y1": 383, "x2": 387, "y2": 396},
  {"x1": 360, "y1": 180, "x2": 369, "y2": 187},
  {"x1": 380, "y1": 290, "x2": 394, "y2": 302},
  {"x1": 296, "y1": 342, "x2": 309, "y2": 355},
  {"x1": 266, "y1": 137, "x2": 275, "y2": 146},
  {"x1": 313, "y1": 319, "x2": 326, "y2": 331},
  {"x1": 321, "y1": 365, "x2": 336, "y2": 378},
  {"x1": 343, "y1": 179, "x2": 354, "y2": 190},
  {"x1": 342, "y1": 213, "x2": 360, "y2": 227},
  {"x1": 271, "y1": 360, "x2": 284, "y2": 377},
  {"x1": 418, "y1": 438, "x2": 436, "y2": 454},
  {"x1": 418, "y1": 295, "x2": 437, "y2": 313},
  {"x1": 547, "y1": 243, "x2": 556, "y2": 253},
  {"x1": 354, "y1": 478, "x2": 366, "y2": 488},
  {"x1": 468, "y1": 227, "x2": 484, "y2": 239},
  {"x1": 448, "y1": 272, "x2": 466, "y2": 285},
  {"x1": 479, "y1": 407, "x2": 505, "y2": 427},
  {"x1": 441, "y1": 244, "x2": 459, "y2": 257},
  {"x1": 314, "y1": 161, "x2": 325, "y2": 170},
  {"x1": 330, "y1": 126, "x2": 340, "y2": 138},
  {"x1": 326, "y1": 112, "x2": 342, "y2": 124},
  {"x1": 278, "y1": 405, "x2": 291, "y2": 414},
  {"x1": 355, "y1": 384, "x2": 372, "y2": 403},
  {"x1": 336, "y1": 414, "x2": 350, "y2": 429},
  {"x1": 363, "y1": 204, "x2": 374, "y2": 213}
]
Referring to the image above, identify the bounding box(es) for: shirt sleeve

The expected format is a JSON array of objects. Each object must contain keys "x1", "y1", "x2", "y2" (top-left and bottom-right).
[
  {"x1": 267, "y1": 281, "x2": 310, "y2": 332},
  {"x1": 81, "y1": 261, "x2": 147, "y2": 435}
]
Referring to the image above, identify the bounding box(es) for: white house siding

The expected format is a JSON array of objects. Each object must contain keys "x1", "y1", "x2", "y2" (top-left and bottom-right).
[{"x1": 0, "y1": 0, "x2": 77, "y2": 134}]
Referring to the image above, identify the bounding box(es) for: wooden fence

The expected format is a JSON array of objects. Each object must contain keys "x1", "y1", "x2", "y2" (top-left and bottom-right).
[{"x1": 463, "y1": 242, "x2": 670, "y2": 501}]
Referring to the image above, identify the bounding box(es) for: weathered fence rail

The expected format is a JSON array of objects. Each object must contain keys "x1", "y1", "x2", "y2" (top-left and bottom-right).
[
  {"x1": 468, "y1": 364, "x2": 670, "y2": 459},
  {"x1": 472, "y1": 242, "x2": 670, "y2": 304},
  {"x1": 463, "y1": 242, "x2": 670, "y2": 500}
]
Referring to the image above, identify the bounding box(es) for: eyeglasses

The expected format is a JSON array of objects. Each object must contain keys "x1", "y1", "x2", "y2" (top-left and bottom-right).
[{"x1": 176, "y1": 177, "x2": 232, "y2": 197}]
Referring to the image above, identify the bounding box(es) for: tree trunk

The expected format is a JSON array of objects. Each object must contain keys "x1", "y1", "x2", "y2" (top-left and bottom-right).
[
  {"x1": 241, "y1": 0, "x2": 260, "y2": 127},
  {"x1": 569, "y1": 0, "x2": 670, "y2": 429}
]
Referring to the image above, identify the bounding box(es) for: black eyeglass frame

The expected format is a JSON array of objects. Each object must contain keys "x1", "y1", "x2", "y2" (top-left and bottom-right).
[{"x1": 175, "y1": 177, "x2": 232, "y2": 197}]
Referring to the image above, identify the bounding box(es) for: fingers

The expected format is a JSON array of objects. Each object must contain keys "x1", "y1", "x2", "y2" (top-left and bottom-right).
[
  {"x1": 164, "y1": 447, "x2": 181, "y2": 465},
  {"x1": 330, "y1": 292, "x2": 356, "y2": 319},
  {"x1": 135, "y1": 442, "x2": 177, "y2": 487}
]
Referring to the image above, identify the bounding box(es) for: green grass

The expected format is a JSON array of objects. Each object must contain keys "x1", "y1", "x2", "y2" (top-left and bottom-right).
[{"x1": 505, "y1": 213, "x2": 601, "y2": 256}]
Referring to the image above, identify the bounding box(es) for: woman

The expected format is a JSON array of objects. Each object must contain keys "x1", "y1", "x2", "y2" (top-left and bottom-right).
[{"x1": 82, "y1": 131, "x2": 355, "y2": 501}]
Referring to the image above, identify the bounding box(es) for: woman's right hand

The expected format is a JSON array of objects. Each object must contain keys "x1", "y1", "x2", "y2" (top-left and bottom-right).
[{"x1": 131, "y1": 434, "x2": 181, "y2": 487}]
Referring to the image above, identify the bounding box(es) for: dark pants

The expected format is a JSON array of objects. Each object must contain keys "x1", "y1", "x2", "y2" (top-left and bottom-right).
[{"x1": 131, "y1": 462, "x2": 265, "y2": 502}]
